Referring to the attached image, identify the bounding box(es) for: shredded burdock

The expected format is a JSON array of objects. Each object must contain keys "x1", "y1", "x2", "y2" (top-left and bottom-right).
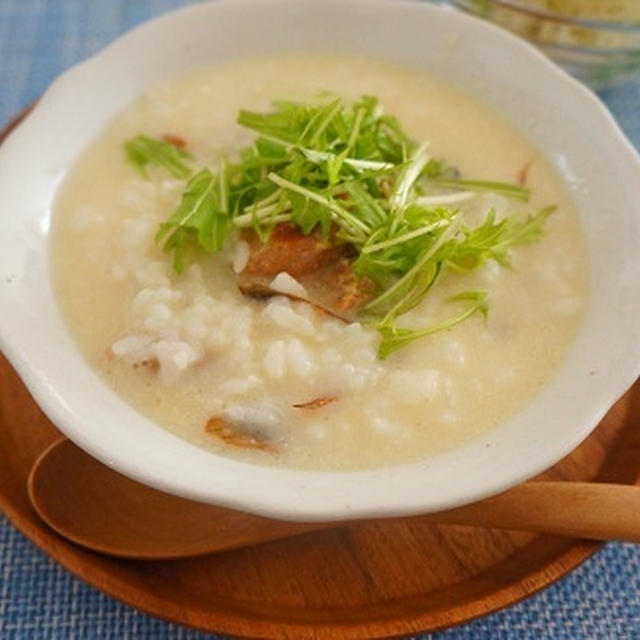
[{"x1": 292, "y1": 396, "x2": 338, "y2": 409}]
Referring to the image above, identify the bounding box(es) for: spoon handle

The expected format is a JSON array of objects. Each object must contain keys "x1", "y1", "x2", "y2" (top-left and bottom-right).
[
  {"x1": 192, "y1": 480, "x2": 640, "y2": 552},
  {"x1": 426, "y1": 481, "x2": 640, "y2": 542}
]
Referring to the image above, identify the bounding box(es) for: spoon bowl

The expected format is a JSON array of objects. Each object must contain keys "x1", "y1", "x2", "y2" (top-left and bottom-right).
[{"x1": 27, "y1": 439, "x2": 328, "y2": 559}]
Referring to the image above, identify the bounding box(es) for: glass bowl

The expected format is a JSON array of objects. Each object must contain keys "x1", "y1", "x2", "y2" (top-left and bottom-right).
[{"x1": 451, "y1": 0, "x2": 640, "y2": 88}]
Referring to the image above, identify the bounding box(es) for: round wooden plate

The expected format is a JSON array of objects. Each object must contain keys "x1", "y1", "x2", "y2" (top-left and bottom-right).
[{"x1": 1, "y1": 108, "x2": 640, "y2": 638}]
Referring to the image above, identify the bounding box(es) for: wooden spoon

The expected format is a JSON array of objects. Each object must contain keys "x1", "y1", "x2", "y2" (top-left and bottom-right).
[{"x1": 27, "y1": 438, "x2": 640, "y2": 560}]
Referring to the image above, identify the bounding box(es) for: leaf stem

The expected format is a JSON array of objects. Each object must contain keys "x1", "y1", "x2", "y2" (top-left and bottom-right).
[
  {"x1": 366, "y1": 211, "x2": 462, "y2": 312},
  {"x1": 361, "y1": 219, "x2": 449, "y2": 254},
  {"x1": 267, "y1": 172, "x2": 370, "y2": 238}
]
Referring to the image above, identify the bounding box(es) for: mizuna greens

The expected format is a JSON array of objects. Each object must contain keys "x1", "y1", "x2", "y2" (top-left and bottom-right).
[{"x1": 125, "y1": 95, "x2": 551, "y2": 358}]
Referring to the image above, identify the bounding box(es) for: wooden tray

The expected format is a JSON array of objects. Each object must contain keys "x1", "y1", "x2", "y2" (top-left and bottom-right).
[{"x1": 2, "y1": 109, "x2": 640, "y2": 638}]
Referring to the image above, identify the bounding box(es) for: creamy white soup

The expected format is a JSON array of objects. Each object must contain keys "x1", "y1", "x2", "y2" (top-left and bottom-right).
[{"x1": 50, "y1": 54, "x2": 588, "y2": 471}]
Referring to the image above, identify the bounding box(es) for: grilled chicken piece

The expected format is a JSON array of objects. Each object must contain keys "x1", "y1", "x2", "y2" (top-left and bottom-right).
[
  {"x1": 242, "y1": 222, "x2": 340, "y2": 279},
  {"x1": 235, "y1": 223, "x2": 373, "y2": 321}
]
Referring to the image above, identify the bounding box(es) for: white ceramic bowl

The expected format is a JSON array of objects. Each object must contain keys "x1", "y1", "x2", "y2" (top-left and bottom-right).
[{"x1": 1, "y1": 0, "x2": 639, "y2": 522}]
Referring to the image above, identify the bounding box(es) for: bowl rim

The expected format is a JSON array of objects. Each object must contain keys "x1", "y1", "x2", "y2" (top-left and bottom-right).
[
  {"x1": 455, "y1": 0, "x2": 640, "y2": 31},
  {"x1": 1, "y1": 0, "x2": 640, "y2": 522}
]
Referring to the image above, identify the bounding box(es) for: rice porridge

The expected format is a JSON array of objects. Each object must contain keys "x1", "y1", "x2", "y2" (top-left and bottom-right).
[{"x1": 50, "y1": 54, "x2": 588, "y2": 470}]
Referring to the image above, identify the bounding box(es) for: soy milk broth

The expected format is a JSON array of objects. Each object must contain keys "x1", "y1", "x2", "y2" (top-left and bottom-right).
[{"x1": 50, "y1": 54, "x2": 588, "y2": 470}]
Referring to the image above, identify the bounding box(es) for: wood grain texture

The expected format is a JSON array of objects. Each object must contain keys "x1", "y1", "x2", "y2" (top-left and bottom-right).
[{"x1": 1, "y1": 108, "x2": 640, "y2": 638}]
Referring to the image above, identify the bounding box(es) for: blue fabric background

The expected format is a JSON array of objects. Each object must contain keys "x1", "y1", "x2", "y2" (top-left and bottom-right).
[{"x1": 0, "y1": 1, "x2": 639, "y2": 638}]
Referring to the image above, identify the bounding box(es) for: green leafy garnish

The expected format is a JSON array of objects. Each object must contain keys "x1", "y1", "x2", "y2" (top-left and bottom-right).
[
  {"x1": 447, "y1": 206, "x2": 554, "y2": 271},
  {"x1": 377, "y1": 292, "x2": 489, "y2": 359},
  {"x1": 124, "y1": 94, "x2": 552, "y2": 357},
  {"x1": 125, "y1": 135, "x2": 193, "y2": 179},
  {"x1": 156, "y1": 167, "x2": 228, "y2": 272}
]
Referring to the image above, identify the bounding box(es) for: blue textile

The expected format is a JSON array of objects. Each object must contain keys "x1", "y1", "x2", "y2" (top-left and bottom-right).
[{"x1": 0, "y1": 1, "x2": 639, "y2": 638}]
